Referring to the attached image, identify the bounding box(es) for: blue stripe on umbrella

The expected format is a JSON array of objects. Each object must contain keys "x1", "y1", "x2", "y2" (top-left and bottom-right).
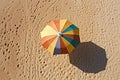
[
  {"x1": 54, "y1": 37, "x2": 61, "y2": 54},
  {"x1": 62, "y1": 24, "x2": 78, "y2": 33},
  {"x1": 63, "y1": 35, "x2": 80, "y2": 48}
]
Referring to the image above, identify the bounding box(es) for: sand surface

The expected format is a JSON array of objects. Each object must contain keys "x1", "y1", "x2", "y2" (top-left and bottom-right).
[{"x1": 0, "y1": 0, "x2": 120, "y2": 80}]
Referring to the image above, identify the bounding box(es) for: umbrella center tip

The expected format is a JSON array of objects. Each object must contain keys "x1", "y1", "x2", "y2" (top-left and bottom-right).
[{"x1": 58, "y1": 32, "x2": 63, "y2": 37}]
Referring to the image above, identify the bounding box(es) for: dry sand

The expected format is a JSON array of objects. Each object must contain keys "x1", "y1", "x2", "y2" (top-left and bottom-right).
[{"x1": 0, "y1": 0, "x2": 120, "y2": 80}]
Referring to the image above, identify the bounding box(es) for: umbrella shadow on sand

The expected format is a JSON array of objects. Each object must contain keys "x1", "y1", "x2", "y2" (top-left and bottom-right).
[{"x1": 69, "y1": 41, "x2": 108, "y2": 73}]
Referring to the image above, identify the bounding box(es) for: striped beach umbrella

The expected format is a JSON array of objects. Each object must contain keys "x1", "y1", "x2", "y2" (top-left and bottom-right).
[{"x1": 40, "y1": 19, "x2": 80, "y2": 55}]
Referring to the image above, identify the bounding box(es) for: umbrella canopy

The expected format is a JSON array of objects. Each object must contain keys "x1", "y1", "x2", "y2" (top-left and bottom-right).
[{"x1": 40, "y1": 19, "x2": 80, "y2": 55}]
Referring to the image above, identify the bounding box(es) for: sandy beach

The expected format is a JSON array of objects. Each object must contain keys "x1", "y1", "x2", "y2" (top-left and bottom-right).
[{"x1": 0, "y1": 0, "x2": 120, "y2": 80}]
